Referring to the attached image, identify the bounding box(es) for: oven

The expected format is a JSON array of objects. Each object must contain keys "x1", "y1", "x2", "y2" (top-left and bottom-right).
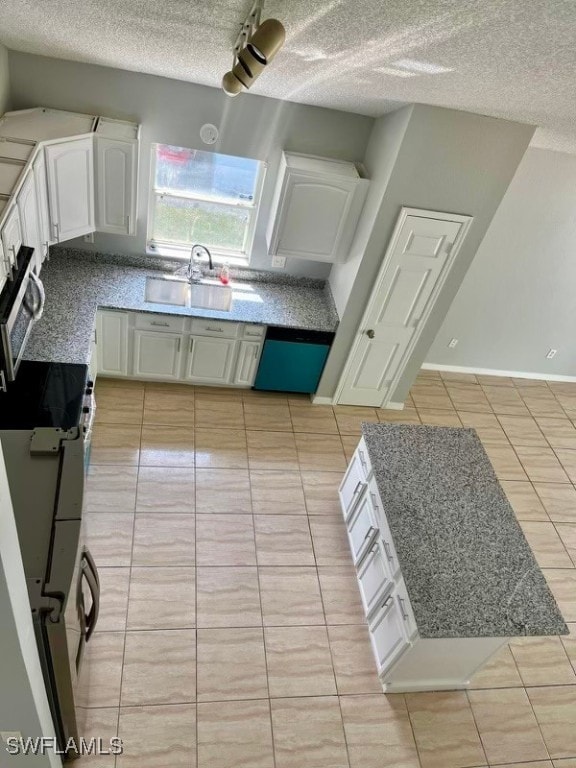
[{"x1": 0, "y1": 246, "x2": 45, "y2": 390}]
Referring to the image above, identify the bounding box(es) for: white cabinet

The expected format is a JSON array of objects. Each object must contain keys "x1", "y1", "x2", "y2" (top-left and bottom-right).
[
  {"x1": 267, "y1": 152, "x2": 369, "y2": 264},
  {"x1": 1, "y1": 204, "x2": 23, "y2": 275},
  {"x1": 234, "y1": 340, "x2": 262, "y2": 386},
  {"x1": 95, "y1": 137, "x2": 137, "y2": 235},
  {"x1": 369, "y1": 594, "x2": 411, "y2": 675},
  {"x1": 96, "y1": 310, "x2": 129, "y2": 376},
  {"x1": 17, "y1": 171, "x2": 43, "y2": 273},
  {"x1": 185, "y1": 336, "x2": 236, "y2": 384},
  {"x1": 45, "y1": 137, "x2": 95, "y2": 242},
  {"x1": 133, "y1": 330, "x2": 183, "y2": 380},
  {"x1": 33, "y1": 151, "x2": 53, "y2": 259},
  {"x1": 0, "y1": 240, "x2": 8, "y2": 293}
]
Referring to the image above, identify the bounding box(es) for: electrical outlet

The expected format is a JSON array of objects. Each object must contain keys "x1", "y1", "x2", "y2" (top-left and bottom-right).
[
  {"x1": 448, "y1": 338, "x2": 459, "y2": 349},
  {"x1": 83, "y1": 233, "x2": 94, "y2": 244},
  {"x1": 271, "y1": 255, "x2": 286, "y2": 269},
  {"x1": 546, "y1": 348, "x2": 558, "y2": 359},
  {"x1": 1, "y1": 732, "x2": 22, "y2": 743}
]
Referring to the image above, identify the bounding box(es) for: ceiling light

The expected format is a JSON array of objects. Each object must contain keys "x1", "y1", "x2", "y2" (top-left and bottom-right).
[
  {"x1": 222, "y1": 0, "x2": 286, "y2": 97},
  {"x1": 391, "y1": 58, "x2": 453, "y2": 75}
]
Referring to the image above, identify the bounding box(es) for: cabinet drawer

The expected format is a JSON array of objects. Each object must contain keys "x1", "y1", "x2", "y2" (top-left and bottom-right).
[
  {"x1": 339, "y1": 448, "x2": 368, "y2": 519},
  {"x1": 242, "y1": 324, "x2": 266, "y2": 340},
  {"x1": 346, "y1": 491, "x2": 379, "y2": 564},
  {"x1": 369, "y1": 593, "x2": 411, "y2": 676},
  {"x1": 395, "y1": 577, "x2": 417, "y2": 640},
  {"x1": 357, "y1": 540, "x2": 394, "y2": 619},
  {"x1": 135, "y1": 313, "x2": 186, "y2": 333},
  {"x1": 191, "y1": 318, "x2": 240, "y2": 338},
  {"x1": 367, "y1": 478, "x2": 400, "y2": 578}
]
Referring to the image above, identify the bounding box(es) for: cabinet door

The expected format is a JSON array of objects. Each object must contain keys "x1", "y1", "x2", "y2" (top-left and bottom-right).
[
  {"x1": 33, "y1": 151, "x2": 54, "y2": 258},
  {"x1": 369, "y1": 595, "x2": 410, "y2": 676},
  {"x1": 357, "y1": 541, "x2": 394, "y2": 619},
  {"x1": 96, "y1": 310, "x2": 129, "y2": 376},
  {"x1": 1, "y1": 204, "x2": 23, "y2": 271},
  {"x1": 273, "y1": 172, "x2": 357, "y2": 262},
  {"x1": 185, "y1": 336, "x2": 236, "y2": 384},
  {"x1": 133, "y1": 330, "x2": 183, "y2": 380},
  {"x1": 45, "y1": 138, "x2": 95, "y2": 242},
  {"x1": 17, "y1": 171, "x2": 42, "y2": 273},
  {"x1": 339, "y1": 447, "x2": 368, "y2": 519},
  {"x1": 234, "y1": 341, "x2": 262, "y2": 386},
  {"x1": 95, "y1": 137, "x2": 137, "y2": 235},
  {"x1": 346, "y1": 491, "x2": 380, "y2": 564}
]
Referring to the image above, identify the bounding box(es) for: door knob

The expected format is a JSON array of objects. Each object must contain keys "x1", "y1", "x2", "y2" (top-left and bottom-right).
[{"x1": 366, "y1": 329, "x2": 375, "y2": 339}]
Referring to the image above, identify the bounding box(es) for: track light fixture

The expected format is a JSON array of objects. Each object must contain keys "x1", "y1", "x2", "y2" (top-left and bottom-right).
[{"x1": 222, "y1": 0, "x2": 286, "y2": 96}]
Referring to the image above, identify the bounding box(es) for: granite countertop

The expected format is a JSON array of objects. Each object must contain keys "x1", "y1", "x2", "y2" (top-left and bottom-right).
[
  {"x1": 361, "y1": 423, "x2": 568, "y2": 639},
  {"x1": 24, "y1": 249, "x2": 339, "y2": 365}
]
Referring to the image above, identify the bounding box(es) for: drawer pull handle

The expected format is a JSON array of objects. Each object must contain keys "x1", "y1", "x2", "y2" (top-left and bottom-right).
[
  {"x1": 383, "y1": 541, "x2": 393, "y2": 562},
  {"x1": 353, "y1": 481, "x2": 363, "y2": 495},
  {"x1": 370, "y1": 492, "x2": 378, "y2": 509},
  {"x1": 151, "y1": 321, "x2": 170, "y2": 327},
  {"x1": 382, "y1": 595, "x2": 393, "y2": 609},
  {"x1": 364, "y1": 525, "x2": 376, "y2": 541},
  {"x1": 246, "y1": 331, "x2": 261, "y2": 337},
  {"x1": 359, "y1": 449, "x2": 367, "y2": 470},
  {"x1": 399, "y1": 597, "x2": 409, "y2": 621},
  {"x1": 206, "y1": 327, "x2": 224, "y2": 332}
]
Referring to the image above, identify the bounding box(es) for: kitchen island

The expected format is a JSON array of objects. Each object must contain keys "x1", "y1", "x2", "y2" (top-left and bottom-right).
[{"x1": 339, "y1": 423, "x2": 568, "y2": 692}]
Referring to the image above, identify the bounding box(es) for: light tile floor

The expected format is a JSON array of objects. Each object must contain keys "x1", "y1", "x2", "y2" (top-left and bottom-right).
[{"x1": 78, "y1": 371, "x2": 576, "y2": 768}]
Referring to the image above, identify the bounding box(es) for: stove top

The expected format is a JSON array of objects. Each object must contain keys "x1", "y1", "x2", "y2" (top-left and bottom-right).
[{"x1": 0, "y1": 360, "x2": 90, "y2": 430}]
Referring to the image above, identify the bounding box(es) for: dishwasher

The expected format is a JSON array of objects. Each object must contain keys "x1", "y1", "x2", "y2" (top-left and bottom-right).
[{"x1": 253, "y1": 326, "x2": 334, "y2": 394}]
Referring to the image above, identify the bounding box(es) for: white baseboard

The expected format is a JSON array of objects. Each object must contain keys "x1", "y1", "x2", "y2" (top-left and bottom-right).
[
  {"x1": 422, "y1": 362, "x2": 576, "y2": 384},
  {"x1": 311, "y1": 396, "x2": 334, "y2": 405},
  {"x1": 385, "y1": 401, "x2": 405, "y2": 411}
]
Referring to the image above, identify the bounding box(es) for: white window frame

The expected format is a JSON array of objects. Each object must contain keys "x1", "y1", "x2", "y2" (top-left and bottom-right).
[{"x1": 147, "y1": 144, "x2": 266, "y2": 265}]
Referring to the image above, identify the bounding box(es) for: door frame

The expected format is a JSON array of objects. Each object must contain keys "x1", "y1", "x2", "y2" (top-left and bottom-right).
[{"x1": 334, "y1": 207, "x2": 473, "y2": 408}]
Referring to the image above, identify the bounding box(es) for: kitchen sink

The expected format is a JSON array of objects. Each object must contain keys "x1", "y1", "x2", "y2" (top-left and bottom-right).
[{"x1": 145, "y1": 276, "x2": 232, "y2": 311}]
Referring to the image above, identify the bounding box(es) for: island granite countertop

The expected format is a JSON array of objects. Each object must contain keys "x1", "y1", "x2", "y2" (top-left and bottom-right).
[
  {"x1": 361, "y1": 423, "x2": 568, "y2": 639},
  {"x1": 24, "y1": 249, "x2": 339, "y2": 365}
]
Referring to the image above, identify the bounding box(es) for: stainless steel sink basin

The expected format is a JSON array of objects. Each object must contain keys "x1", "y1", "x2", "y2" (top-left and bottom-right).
[{"x1": 145, "y1": 276, "x2": 232, "y2": 311}]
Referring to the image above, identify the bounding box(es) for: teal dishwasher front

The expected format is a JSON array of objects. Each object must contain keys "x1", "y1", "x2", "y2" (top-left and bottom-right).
[{"x1": 253, "y1": 327, "x2": 334, "y2": 394}]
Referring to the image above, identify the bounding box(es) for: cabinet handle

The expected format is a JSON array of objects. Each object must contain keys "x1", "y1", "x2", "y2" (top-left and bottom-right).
[
  {"x1": 359, "y1": 449, "x2": 367, "y2": 471},
  {"x1": 245, "y1": 331, "x2": 261, "y2": 337},
  {"x1": 382, "y1": 595, "x2": 393, "y2": 609},
  {"x1": 383, "y1": 540, "x2": 393, "y2": 562},
  {"x1": 176, "y1": 338, "x2": 181, "y2": 352},
  {"x1": 206, "y1": 326, "x2": 224, "y2": 333},
  {"x1": 399, "y1": 597, "x2": 409, "y2": 621},
  {"x1": 253, "y1": 346, "x2": 259, "y2": 359},
  {"x1": 190, "y1": 337, "x2": 194, "y2": 353},
  {"x1": 126, "y1": 214, "x2": 131, "y2": 233},
  {"x1": 53, "y1": 222, "x2": 59, "y2": 241},
  {"x1": 44, "y1": 241, "x2": 50, "y2": 261},
  {"x1": 370, "y1": 492, "x2": 378, "y2": 509},
  {"x1": 363, "y1": 525, "x2": 377, "y2": 541},
  {"x1": 151, "y1": 321, "x2": 170, "y2": 327},
  {"x1": 353, "y1": 480, "x2": 363, "y2": 495}
]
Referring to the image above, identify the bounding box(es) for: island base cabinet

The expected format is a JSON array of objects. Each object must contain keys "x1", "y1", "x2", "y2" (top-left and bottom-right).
[
  {"x1": 133, "y1": 330, "x2": 183, "y2": 380},
  {"x1": 380, "y1": 636, "x2": 508, "y2": 693}
]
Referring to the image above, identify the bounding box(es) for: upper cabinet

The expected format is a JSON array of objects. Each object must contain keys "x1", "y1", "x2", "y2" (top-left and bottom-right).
[
  {"x1": 45, "y1": 137, "x2": 95, "y2": 242},
  {"x1": 95, "y1": 118, "x2": 139, "y2": 236},
  {"x1": 0, "y1": 108, "x2": 141, "y2": 259},
  {"x1": 267, "y1": 152, "x2": 369, "y2": 264}
]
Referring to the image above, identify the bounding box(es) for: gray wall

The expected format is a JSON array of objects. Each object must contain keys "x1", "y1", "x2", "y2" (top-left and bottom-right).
[
  {"x1": 426, "y1": 147, "x2": 576, "y2": 377},
  {"x1": 0, "y1": 441, "x2": 60, "y2": 768},
  {"x1": 317, "y1": 104, "x2": 535, "y2": 401},
  {"x1": 0, "y1": 42, "x2": 10, "y2": 113},
  {"x1": 8, "y1": 50, "x2": 373, "y2": 279},
  {"x1": 329, "y1": 106, "x2": 412, "y2": 316}
]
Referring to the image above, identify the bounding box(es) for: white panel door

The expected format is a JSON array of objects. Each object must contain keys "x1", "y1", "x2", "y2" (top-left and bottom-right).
[
  {"x1": 96, "y1": 310, "x2": 129, "y2": 376},
  {"x1": 33, "y1": 151, "x2": 54, "y2": 258},
  {"x1": 338, "y1": 209, "x2": 471, "y2": 407},
  {"x1": 17, "y1": 171, "x2": 43, "y2": 273},
  {"x1": 185, "y1": 336, "x2": 236, "y2": 384},
  {"x1": 233, "y1": 340, "x2": 262, "y2": 386},
  {"x1": 95, "y1": 137, "x2": 137, "y2": 235},
  {"x1": 133, "y1": 330, "x2": 183, "y2": 380},
  {"x1": 1, "y1": 204, "x2": 23, "y2": 272},
  {"x1": 45, "y1": 138, "x2": 95, "y2": 242}
]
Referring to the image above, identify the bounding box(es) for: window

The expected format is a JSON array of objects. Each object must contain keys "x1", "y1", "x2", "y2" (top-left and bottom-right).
[{"x1": 148, "y1": 144, "x2": 265, "y2": 262}]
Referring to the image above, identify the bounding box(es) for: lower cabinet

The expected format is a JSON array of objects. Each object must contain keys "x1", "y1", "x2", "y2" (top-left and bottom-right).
[
  {"x1": 234, "y1": 341, "x2": 263, "y2": 386},
  {"x1": 133, "y1": 330, "x2": 183, "y2": 380},
  {"x1": 94, "y1": 309, "x2": 265, "y2": 387},
  {"x1": 185, "y1": 336, "x2": 236, "y2": 384}
]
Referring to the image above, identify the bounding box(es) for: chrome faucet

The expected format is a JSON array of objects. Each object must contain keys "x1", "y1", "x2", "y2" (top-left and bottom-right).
[{"x1": 187, "y1": 244, "x2": 213, "y2": 282}]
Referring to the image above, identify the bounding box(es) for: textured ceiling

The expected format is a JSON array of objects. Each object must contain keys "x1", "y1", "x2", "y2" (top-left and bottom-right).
[{"x1": 1, "y1": 0, "x2": 575, "y2": 151}]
